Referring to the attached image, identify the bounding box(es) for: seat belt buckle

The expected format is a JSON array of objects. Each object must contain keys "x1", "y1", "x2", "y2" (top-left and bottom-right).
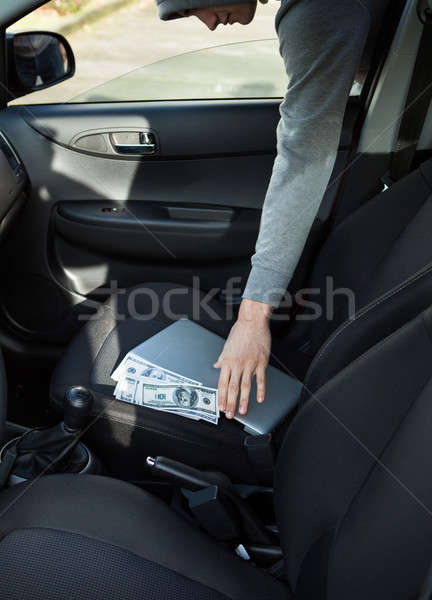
[
  {"x1": 380, "y1": 172, "x2": 394, "y2": 191},
  {"x1": 181, "y1": 485, "x2": 241, "y2": 542}
]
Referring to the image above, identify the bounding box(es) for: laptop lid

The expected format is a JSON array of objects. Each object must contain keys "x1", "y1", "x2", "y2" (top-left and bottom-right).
[{"x1": 122, "y1": 319, "x2": 302, "y2": 435}]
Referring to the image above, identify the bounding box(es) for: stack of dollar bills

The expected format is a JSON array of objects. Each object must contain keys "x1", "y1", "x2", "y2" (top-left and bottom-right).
[{"x1": 111, "y1": 352, "x2": 219, "y2": 425}]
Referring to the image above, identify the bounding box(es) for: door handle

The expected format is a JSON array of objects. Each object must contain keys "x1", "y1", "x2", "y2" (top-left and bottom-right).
[{"x1": 112, "y1": 132, "x2": 157, "y2": 155}]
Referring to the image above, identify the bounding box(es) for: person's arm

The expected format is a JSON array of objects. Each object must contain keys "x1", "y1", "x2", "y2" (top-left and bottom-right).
[
  {"x1": 217, "y1": 0, "x2": 372, "y2": 418},
  {"x1": 243, "y1": 0, "x2": 372, "y2": 306}
]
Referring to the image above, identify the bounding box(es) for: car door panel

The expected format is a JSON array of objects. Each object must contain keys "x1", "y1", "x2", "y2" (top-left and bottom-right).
[
  {"x1": 55, "y1": 202, "x2": 260, "y2": 261},
  {"x1": 0, "y1": 99, "x2": 359, "y2": 343},
  {"x1": 19, "y1": 100, "x2": 356, "y2": 155}
]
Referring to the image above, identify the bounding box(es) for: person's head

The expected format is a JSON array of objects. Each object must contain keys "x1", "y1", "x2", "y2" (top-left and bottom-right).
[
  {"x1": 156, "y1": 0, "x2": 267, "y2": 30},
  {"x1": 181, "y1": 2, "x2": 258, "y2": 29}
]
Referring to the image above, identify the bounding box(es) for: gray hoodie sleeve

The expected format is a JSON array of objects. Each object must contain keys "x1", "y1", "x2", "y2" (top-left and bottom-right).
[{"x1": 242, "y1": 0, "x2": 372, "y2": 307}]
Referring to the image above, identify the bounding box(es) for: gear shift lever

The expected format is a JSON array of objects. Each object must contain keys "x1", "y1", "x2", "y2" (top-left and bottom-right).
[
  {"x1": 0, "y1": 386, "x2": 100, "y2": 487},
  {"x1": 64, "y1": 386, "x2": 94, "y2": 433}
]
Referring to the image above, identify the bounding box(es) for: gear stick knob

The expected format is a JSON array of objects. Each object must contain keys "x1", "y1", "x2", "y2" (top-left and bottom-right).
[{"x1": 63, "y1": 387, "x2": 94, "y2": 433}]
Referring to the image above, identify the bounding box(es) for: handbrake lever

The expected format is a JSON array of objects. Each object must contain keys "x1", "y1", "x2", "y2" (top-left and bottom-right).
[
  {"x1": 146, "y1": 456, "x2": 233, "y2": 492},
  {"x1": 146, "y1": 455, "x2": 275, "y2": 546}
]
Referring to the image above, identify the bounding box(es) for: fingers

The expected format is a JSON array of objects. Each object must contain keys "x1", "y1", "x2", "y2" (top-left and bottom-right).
[
  {"x1": 225, "y1": 368, "x2": 241, "y2": 419},
  {"x1": 239, "y1": 366, "x2": 254, "y2": 415},
  {"x1": 217, "y1": 364, "x2": 230, "y2": 413},
  {"x1": 256, "y1": 362, "x2": 266, "y2": 404},
  {"x1": 218, "y1": 360, "x2": 267, "y2": 419},
  {"x1": 218, "y1": 364, "x2": 255, "y2": 419}
]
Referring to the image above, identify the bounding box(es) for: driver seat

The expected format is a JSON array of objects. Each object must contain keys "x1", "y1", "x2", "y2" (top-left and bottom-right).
[{"x1": 2, "y1": 302, "x2": 432, "y2": 599}]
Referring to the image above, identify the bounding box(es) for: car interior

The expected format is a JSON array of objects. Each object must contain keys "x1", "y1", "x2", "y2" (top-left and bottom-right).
[{"x1": 1, "y1": 0, "x2": 432, "y2": 598}]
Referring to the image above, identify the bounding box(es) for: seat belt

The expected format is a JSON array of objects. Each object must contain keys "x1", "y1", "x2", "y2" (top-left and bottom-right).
[{"x1": 385, "y1": 0, "x2": 432, "y2": 186}]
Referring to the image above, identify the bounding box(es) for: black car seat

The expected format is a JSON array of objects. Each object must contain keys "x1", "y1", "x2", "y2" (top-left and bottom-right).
[
  {"x1": 0, "y1": 351, "x2": 6, "y2": 444},
  {"x1": 4, "y1": 302, "x2": 432, "y2": 599},
  {"x1": 50, "y1": 159, "x2": 432, "y2": 482}
]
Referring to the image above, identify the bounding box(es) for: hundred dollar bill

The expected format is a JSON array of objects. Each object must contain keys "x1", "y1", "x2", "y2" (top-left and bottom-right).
[
  {"x1": 112, "y1": 354, "x2": 201, "y2": 386},
  {"x1": 115, "y1": 381, "x2": 214, "y2": 423},
  {"x1": 114, "y1": 376, "x2": 138, "y2": 403},
  {"x1": 115, "y1": 377, "x2": 201, "y2": 421},
  {"x1": 139, "y1": 383, "x2": 219, "y2": 424},
  {"x1": 113, "y1": 356, "x2": 202, "y2": 402}
]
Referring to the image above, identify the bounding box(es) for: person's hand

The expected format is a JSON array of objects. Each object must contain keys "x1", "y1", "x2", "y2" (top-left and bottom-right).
[{"x1": 214, "y1": 299, "x2": 272, "y2": 419}]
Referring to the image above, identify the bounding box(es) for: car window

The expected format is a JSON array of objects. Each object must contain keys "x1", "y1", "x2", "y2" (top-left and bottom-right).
[
  {"x1": 7, "y1": 0, "x2": 283, "y2": 105},
  {"x1": 8, "y1": 0, "x2": 363, "y2": 105},
  {"x1": 71, "y1": 39, "x2": 286, "y2": 102}
]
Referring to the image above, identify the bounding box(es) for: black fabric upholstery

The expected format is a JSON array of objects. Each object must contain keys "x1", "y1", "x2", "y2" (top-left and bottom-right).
[
  {"x1": 6, "y1": 307, "x2": 432, "y2": 598},
  {"x1": 51, "y1": 284, "x2": 256, "y2": 482},
  {"x1": 0, "y1": 528, "x2": 230, "y2": 600},
  {"x1": 287, "y1": 159, "x2": 432, "y2": 392},
  {"x1": 50, "y1": 159, "x2": 432, "y2": 482},
  {"x1": 0, "y1": 350, "x2": 6, "y2": 445},
  {"x1": 0, "y1": 474, "x2": 288, "y2": 600},
  {"x1": 51, "y1": 283, "x2": 306, "y2": 482},
  {"x1": 275, "y1": 304, "x2": 432, "y2": 599},
  {"x1": 302, "y1": 257, "x2": 432, "y2": 398}
]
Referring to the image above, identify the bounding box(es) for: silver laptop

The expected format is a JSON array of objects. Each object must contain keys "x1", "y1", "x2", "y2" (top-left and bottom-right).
[{"x1": 127, "y1": 319, "x2": 302, "y2": 435}]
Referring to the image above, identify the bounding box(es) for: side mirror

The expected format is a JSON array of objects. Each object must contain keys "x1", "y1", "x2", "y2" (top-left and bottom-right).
[{"x1": 6, "y1": 31, "x2": 75, "y2": 100}]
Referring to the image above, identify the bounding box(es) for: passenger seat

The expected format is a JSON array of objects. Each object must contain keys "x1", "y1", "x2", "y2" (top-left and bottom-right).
[{"x1": 50, "y1": 159, "x2": 432, "y2": 482}]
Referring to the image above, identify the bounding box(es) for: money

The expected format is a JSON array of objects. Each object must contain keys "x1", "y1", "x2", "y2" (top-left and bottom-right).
[
  {"x1": 115, "y1": 376, "x2": 138, "y2": 403},
  {"x1": 139, "y1": 383, "x2": 218, "y2": 424},
  {"x1": 112, "y1": 354, "x2": 201, "y2": 386},
  {"x1": 112, "y1": 351, "x2": 219, "y2": 425}
]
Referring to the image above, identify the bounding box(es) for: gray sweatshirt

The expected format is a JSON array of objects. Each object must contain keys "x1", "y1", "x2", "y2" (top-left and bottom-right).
[{"x1": 242, "y1": 0, "x2": 390, "y2": 307}]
